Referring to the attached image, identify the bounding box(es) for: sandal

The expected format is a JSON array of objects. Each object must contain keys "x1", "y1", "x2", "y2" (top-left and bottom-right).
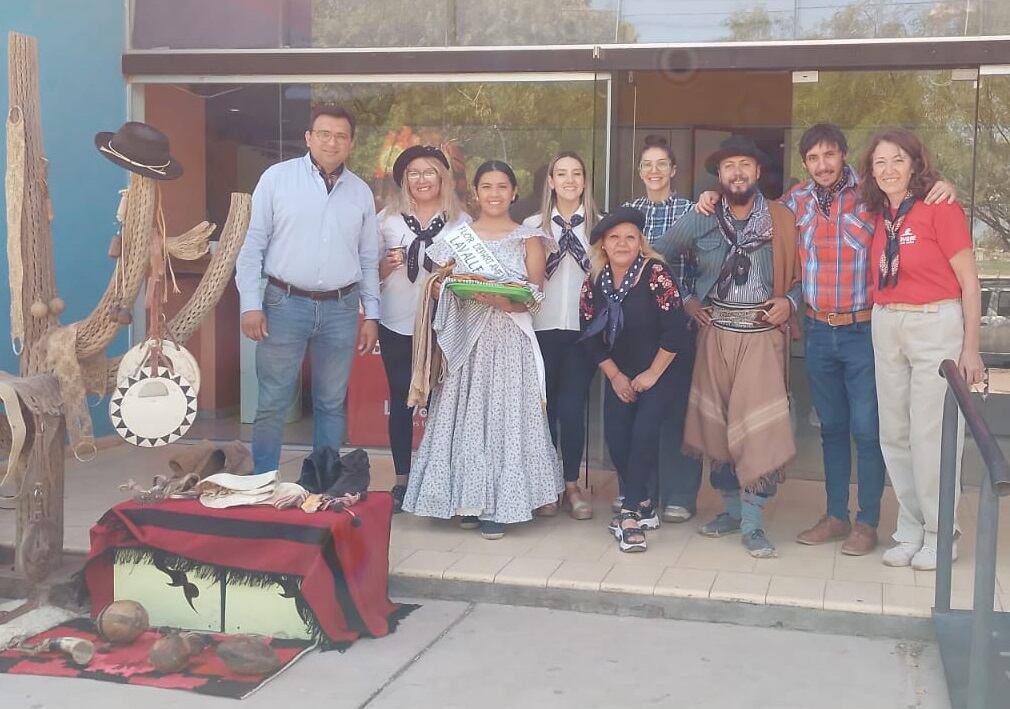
[
  {"x1": 562, "y1": 487, "x2": 593, "y2": 520},
  {"x1": 535, "y1": 500, "x2": 560, "y2": 517},
  {"x1": 608, "y1": 511, "x2": 647, "y2": 553}
]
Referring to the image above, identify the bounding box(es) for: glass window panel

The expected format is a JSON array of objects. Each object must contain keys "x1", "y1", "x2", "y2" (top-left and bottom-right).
[
  {"x1": 131, "y1": 0, "x2": 1010, "y2": 48},
  {"x1": 310, "y1": 0, "x2": 450, "y2": 48},
  {"x1": 132, "y1": 0, "x2": 287, "y2": 49},
  {"x1": 305, "y1": 79, "x2": 604, "y2": 213},
  {"x1": 453, "y1": 0, "x2": 619, "y2": 46},
  {"x1": 789, "y1": 68, "x2": 980, "y2": 445},
  {"x1": 140, "y1": 77, "x2": 606, "y2": 444},
  {"x1": 974, "y1": 74, "x2": 1010, "y2": 357},
  {"x1": 789, "y1": 70, "x2": 977, "y2": 197}
]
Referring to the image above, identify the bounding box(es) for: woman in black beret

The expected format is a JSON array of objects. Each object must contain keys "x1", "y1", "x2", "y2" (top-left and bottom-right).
[
  {"x1": 579, "y1": 207, "x2": 689, "y2": 551},
  {"x1": 378, "y1": 145, "x2": 470, "y2": 511}
]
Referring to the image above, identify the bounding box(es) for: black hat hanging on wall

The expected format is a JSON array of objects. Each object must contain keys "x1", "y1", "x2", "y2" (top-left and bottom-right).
[{"x1": 94, "y1": 122, "x2": 183, "y2": 180}]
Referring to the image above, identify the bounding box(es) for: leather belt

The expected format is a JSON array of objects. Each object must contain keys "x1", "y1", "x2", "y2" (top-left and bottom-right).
[
  {"x1": 709, "y1": 299, "x2": 775, "y2": 333},
  {"x1": 806, "y1": 307, "x2": 872, "y2": 327},
  {"x1": 267, "y1": 276, "x2": 357, "y2": 301},
  {"x1": 879, "y1": 298, "x2": 960, "y2": 313}
]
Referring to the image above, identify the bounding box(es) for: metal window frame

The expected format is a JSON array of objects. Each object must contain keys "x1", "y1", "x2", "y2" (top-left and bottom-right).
[{"x1": 123, "y1": 36, "x2": 1010, "y2": 78}]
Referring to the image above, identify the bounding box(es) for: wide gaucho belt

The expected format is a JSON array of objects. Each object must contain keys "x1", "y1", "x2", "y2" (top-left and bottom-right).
[{"x1": 708, "y1": 299, "x2": 775, "y2": 333}]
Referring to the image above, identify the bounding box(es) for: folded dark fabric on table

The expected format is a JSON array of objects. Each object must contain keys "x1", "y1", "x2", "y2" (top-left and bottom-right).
[{"x1": 298, "y1": 447, "x2": 370, "y2": 497}]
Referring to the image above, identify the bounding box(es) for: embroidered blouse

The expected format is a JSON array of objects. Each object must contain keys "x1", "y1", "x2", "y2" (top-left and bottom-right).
[{"x1": 579, "y1": 259, "x2": 689, "y2": 377}]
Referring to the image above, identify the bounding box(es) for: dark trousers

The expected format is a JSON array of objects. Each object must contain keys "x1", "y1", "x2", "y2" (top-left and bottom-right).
[
  {"x1": 656, "y1": 328, "x2": 703, "y2": 511},
  {"x1": 537, "y1": 329, "x2": 595, "y2": 483},
  {"x1": 378, "y1": 324, "x2": 415, "y2": 478},
  {"x1": 804, "y1": 317, "x2": 885, "y2": 527},
  {"x1": 604, "y1": 367, "x2": 676, "y2": 511}
]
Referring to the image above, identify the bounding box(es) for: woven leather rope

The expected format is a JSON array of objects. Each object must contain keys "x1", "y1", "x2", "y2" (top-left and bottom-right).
[{"x1": 6, "y1": 105, "x2": 25, "y2": 352}]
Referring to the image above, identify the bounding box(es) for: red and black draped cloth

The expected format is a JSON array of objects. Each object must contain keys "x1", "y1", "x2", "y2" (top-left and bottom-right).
[{"x1": 84, "y1": 494, "x2": 406, "y2": 648}]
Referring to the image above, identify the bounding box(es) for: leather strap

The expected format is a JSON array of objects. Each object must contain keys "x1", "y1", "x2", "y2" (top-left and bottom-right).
[
  {"x1": 805, "y1": 307, "x2": 872, "y2": 327},
  {"x1": 0, "y1": 374, "x2": 28, "y2": 497}
]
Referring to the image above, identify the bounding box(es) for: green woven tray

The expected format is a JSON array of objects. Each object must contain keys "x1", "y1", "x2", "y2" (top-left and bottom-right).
[{"x1": 445, "y1": 280, "x2": 532, "y2": 303}]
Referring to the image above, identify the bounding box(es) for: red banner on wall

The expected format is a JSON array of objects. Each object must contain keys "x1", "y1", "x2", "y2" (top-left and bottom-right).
[{"x1": 345, "y1": 335, "x2": 427, "y2": 449}]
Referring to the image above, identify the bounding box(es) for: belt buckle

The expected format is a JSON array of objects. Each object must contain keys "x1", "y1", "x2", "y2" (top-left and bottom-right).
[{"x1": 826, "y1": 312, "x2": 843, "y2": 327}]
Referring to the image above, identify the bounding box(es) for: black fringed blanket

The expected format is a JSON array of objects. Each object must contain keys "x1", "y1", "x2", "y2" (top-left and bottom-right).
[{"x1": 85, "y1": 494, "x2": 407, "y2": 648}]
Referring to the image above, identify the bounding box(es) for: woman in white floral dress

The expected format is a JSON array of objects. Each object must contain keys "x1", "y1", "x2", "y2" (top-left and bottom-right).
[{"x1": 402, "y1": 160, "x2": 563, "y2": 539}]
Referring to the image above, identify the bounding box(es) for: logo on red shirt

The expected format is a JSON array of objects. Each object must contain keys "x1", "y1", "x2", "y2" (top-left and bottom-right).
[{"x1": 899, "y1": 227, "x2": 916, "y2": 246}]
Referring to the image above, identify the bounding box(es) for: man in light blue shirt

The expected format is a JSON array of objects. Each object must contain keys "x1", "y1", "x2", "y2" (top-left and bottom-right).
[{"x1": 236, "y1": 105, "x2": 379, "y2": 473}]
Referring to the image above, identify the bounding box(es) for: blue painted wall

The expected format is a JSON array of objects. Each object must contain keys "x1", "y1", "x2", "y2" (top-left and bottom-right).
[{"x1": 1, "y1": 1, "x2": 127, "y2": 436}]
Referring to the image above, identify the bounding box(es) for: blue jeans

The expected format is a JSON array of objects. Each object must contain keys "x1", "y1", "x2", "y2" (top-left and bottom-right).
[
  {"x1": 804, "y1": 317, "x2": 886, "y2": 527},
  {"x1": 658, "y1": 327, "x2": 702, "y2": 511},
  {"x1": 252, "y1": 283, "x2": 359, "y2": 473}
]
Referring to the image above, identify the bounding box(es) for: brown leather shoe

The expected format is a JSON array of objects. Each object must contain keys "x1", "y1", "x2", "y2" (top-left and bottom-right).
[
  {"x1": 796, "y1": 515, "x2": 850, "y2": 545},
  {"x1": 841, "y1": 522, "x2": 878, "y2": 556}
]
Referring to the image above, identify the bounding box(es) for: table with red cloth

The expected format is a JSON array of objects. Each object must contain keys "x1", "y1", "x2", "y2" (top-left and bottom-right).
[{"x1": 84, "y1": 492, "x2": 405, "y2": 648}]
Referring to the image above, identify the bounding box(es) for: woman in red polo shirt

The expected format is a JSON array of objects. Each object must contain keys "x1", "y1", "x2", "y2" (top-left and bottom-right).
[{"x1": 859, "y1": 128, "x2": 983, "y2": 571}]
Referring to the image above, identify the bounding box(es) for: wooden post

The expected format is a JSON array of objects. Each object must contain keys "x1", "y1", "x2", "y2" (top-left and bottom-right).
[{"x1": 13, "y1": 408, "x2": 65, "y2": 579}]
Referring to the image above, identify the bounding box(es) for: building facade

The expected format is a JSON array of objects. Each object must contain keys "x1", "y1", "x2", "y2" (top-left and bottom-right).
[{"x1": 7, "y1": 1, "x2": 1010, "y2": 459}]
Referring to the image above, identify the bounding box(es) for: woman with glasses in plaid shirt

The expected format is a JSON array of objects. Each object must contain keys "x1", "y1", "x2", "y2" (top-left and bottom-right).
[{"x1": 618, "y1": 135, "x2": 702, "y2": 524}]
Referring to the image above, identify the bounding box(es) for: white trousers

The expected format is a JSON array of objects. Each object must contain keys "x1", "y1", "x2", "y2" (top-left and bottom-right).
[{"x1": 871, "y1": 302, "x2": 964, "y2": 547}]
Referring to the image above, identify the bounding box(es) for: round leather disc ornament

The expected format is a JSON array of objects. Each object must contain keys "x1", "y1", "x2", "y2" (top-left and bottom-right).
[
  {"x1": 117, "y1": 339, "x2": 201, "y2": 393},
  {"x1": 110, "y1": 366, "x2": 197, "y2": 447}
]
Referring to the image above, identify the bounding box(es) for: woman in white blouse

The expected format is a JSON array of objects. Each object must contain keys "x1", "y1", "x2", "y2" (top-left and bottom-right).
[
  {"x1": 523, "y1": 151, "x2": 599, "y2": 519},
  {"x1": 378, "y1": 145, "x2": 470, "y2": 511}
]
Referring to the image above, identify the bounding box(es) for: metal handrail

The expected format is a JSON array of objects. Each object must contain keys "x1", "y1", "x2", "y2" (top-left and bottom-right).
[
  {"x1": 935, "y1": 359, "x2": 1008, "y2": 709},
  {"x1": 938, "y1": 359, "x2": 1010, "y2": 495}
]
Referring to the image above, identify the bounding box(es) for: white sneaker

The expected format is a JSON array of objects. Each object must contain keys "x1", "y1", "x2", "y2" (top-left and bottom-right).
[
  {"x1": 911, "y1": 542, "x2": 958, "y2": 571},
  {"x1": 662, "y1": 505, "x2": 694, "y2": 523},
  {"x1": 882, "y1": 542, "x2": 921, "y2": 567}
]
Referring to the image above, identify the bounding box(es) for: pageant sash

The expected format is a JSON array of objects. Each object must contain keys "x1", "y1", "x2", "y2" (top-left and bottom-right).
[{"x1": 441, "y1": 223, "x2": 511, "y2": 282}]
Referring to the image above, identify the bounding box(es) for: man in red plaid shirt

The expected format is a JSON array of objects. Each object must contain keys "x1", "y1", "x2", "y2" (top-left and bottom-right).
[{"x1": 699, "y1": 123, "x2": 955, "y2": 555}]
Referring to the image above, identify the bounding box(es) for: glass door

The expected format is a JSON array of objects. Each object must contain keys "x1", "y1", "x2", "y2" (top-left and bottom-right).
[{"x1": 789, "y1": 68, "x2": 986, "y2": 454}]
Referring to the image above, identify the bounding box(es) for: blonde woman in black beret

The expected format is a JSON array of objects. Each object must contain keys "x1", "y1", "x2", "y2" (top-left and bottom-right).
[{"x1": 378, "y1": 145, "x2": 470, "y2": 511}]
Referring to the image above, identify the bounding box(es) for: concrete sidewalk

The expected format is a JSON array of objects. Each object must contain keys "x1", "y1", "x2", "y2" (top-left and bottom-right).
[{"x1": 2, "y1": 600, "x2": 951, "y2": 709}]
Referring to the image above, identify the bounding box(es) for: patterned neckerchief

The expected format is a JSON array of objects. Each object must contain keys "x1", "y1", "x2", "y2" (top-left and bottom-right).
[
  {"x1": 713, "y1": 193, "x2": 773, "y2": 300},
  {"x1": 878, "y1": 192, "x2": 916, "y2": 290},
  {"x1": 581, "y1": 253, "x2": 646, "y2": 349},
  {"x1": 546, "y1": 212, "x2": 588, "y2": 278},
  {"x1": 813, "y1": 165, "x2": 853, "y2": 218},
  {"x1": 309, "y1": 155, "x2": 345, "y2": 193},
  {"x1": 403, "y1": 212, "x2": 446, "y2": 282}
]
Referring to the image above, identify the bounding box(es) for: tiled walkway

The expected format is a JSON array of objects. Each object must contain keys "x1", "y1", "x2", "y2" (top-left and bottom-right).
[{"x1": 4, "y1": 441, "x2": 1007, "y2": 620}]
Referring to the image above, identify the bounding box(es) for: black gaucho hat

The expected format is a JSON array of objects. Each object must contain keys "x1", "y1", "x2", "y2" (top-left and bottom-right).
[
  {"x1": 589, "y1": 206, "x2": 647, "y2": 245},
  {"x1": 704, "y1": 134, "x2": 768, "y2": 176},
  {"x1": 94, "y1": 122, "x2": 183, "y2": 180},
  {"x1": 392, "y1": 145, "x2": 451, "y2": 187}
]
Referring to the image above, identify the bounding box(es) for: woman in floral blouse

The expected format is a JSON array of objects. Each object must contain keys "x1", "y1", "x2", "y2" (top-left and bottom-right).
[{"x1": 580, "y1": 206, "x2": 689, "y2": 552}]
